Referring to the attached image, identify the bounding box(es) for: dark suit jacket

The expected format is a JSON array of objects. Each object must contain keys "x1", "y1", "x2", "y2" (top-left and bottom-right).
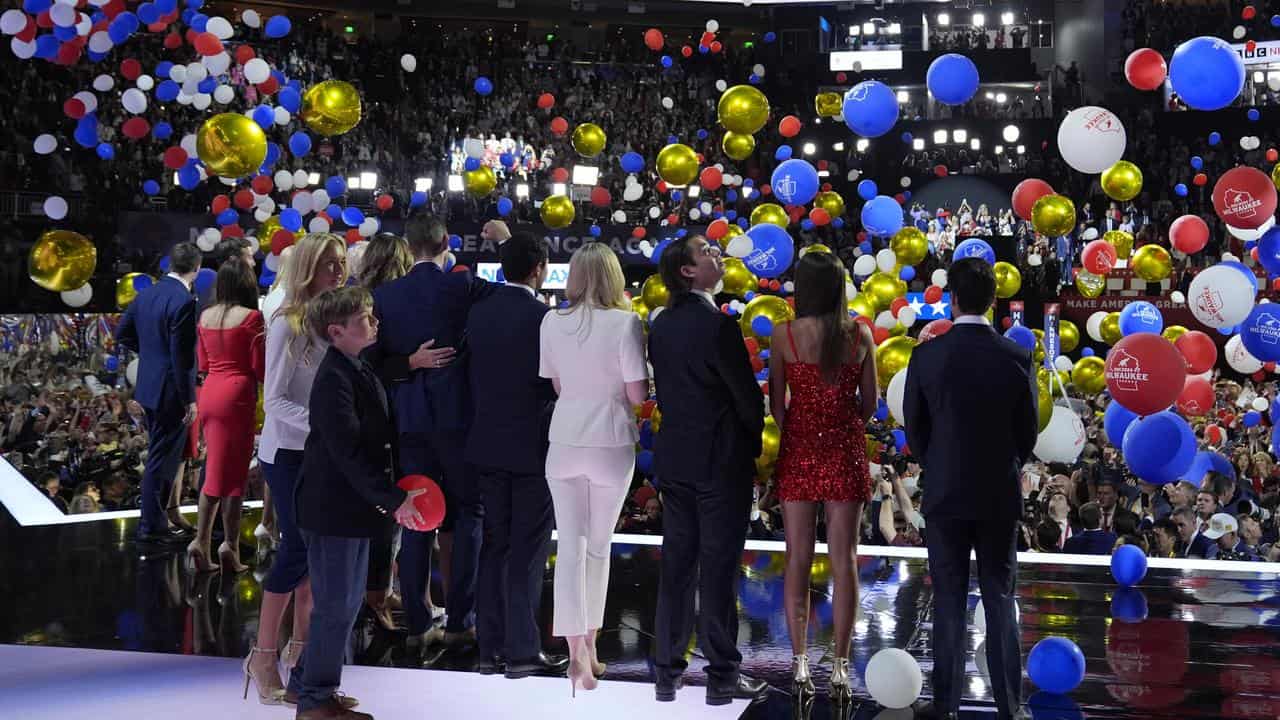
[
  {"x1": 1185, "y1": 531, "x2": 1220, "y2": 559},
  {"x1": 903, "y1": 321, "x2": 1038, "y2": 521},
  {"x1": 464, "y1": 285, "x2": 555, "y2": 475},
  {"x1": 115, "y1": 276, "x2": 197, "y2": 413},
  {"x1": 648, "y1": 293, "x2": 764, "y2": 486},
  {"x1": 365, "y1": 262, "x2": 496, "y2": 435},
  {"x1": 1061, "y1": 528, "x2": 1118, "y2": 555},
  {"x1": 297, "y1": 347, "x2": 407, "y2": 538}
]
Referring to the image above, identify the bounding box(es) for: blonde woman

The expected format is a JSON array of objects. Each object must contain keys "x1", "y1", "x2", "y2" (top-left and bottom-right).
[
  {"x1": 539, "y1": 243, "x2": 649, "y2": 695},
  {"x1": 244, "y1": 233, "x2": 352, "y2": 707}
]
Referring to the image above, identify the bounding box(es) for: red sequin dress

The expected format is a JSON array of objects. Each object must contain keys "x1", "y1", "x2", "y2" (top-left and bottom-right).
[{"x1": 773, "y1": 324, "x2": 872, "y2": 504}]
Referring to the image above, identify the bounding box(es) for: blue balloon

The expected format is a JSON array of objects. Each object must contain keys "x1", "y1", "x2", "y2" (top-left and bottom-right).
[
  {"x1": 900, "y1": 266, "x2": 916, "y2": 282},
  {"x1": 770, "y1": 159, "x2": 820, "y2": 206},
  {"x1": 750, "y1": 315, "x2": 774, "y2": 338},
  {"x1": 926, "y1": 53, "x2": 981, "y2": 105},
  {"x1": 774, "y1": 145, "x2": 793, "y2": 161},
  {"x1": 264, "y1": 142, "x2": 281, "y2": 167},
  {"x1": 288, "y1": 131, "x2": 311, "y2": 157},
  {"x1": 1208, "y1": 131, "x2": 1222, "y2": 146},
  {"x1": 189, "y1": 13, "x2": 208, "y2": 32},
  {"x1": 1110, "y1": 544, "x2": 1148, "y2": 587},
  {"x1": 326, "y1": 203, "x2": 341, "y2": 219},
  {"x1": 278, "y1": 87, "x2": 302, "y2": 114},
  {"x1": 1240, "y1": 302, "x2": 1280, "y2": 361},
  {"x1": 1027, "y1": 637, "x2": 1086, "y2": 694},
  {"x1": 1182, "y1": 450, "x2": 1234, "y2": 487},
  {"x1": 1244, "y1": 410, "x2": 1262, "y2": 427},
  {"x1": 95, "y1": 143, "x2": 115, "y2": 160},
  {"x1": 142, "y1": 179, "x2": 160, "y2": 195},
  {"x1": 464, "y1": 157, "x2": 481, "y2": 172},
  {"x1": 650, "y1": 238, "x2": 673, "y2": 266},
  {"x1": 861, "y1": 195, "x2": 904, "y2": 237},
  {"x1": 1110, "y1": 588, "x2": 1148, "y2": 623},
  {"x1": 156, "y1": 80, "x2": 180, "y2": 102},
  {"x1": 496, "y1": 197, "x2": 513, "y2": 216},
  {"x1": 252, "y1": 105, "x2": 275, "y2": 130},
  {"x1": 1104, "y1": 400, "x2": 1138, "y2": 448},
  {"x1": 857, "y1": 179, "x2": 878, "y2": 201},
  {"x1": 1249, "y1": 108, "x2": 1261, "y2": 121},
  {"x1": 1169, "y1": 36, "x2": 1245, "y2": 111},
  {"x1": 874, "y1": 398, "x2": 889, "y2": 422},
  {"x1": 197, "y1": 77, "x2": 216, "y2": 94},
  {"x1": 726, "y1": 190, "x2": 739, "y2": 203},
  {"x1": 34, "y1": 34, "x2": 59, "y2": 59},
  {"x1": 589, "y1": 225, "x2": 602, "y2": 237},
  {"x1": 1174, "y1": 183, "x2": 1188, "y2": 197},
  {"x1": 177, "y1": 164, "x2": 201, "y2": 190},
  {"x1": 1190, "y1": 156, "x2": 1203, "y2": 170},
  {"x1": 73, "y1": 116, "x2": 98, "y2": 148},
  {"x1": 1118, "y1": 300, "x2": 1163, "y2": 336},
  {"x1": 341, "y1": 207, "x2": 365, "y2": 227},
  {"x1": 279, "y1": 208, "x2": 302, "y2": 232},
  {"x1": 1082, "y1": 347, "x2": 1095, "y2": 357},
  {"x1": 264, "y1": 15, "x2": 292, "y2": 39},
  {"x1": 1005, "y1": 325, "x2": 1036, "y2": 351},
  {"x1": 800, "y1": 219, "x2": 815, "y2": 231},
  {"x1": 498, "y1": 152, "x2": 515, "y2": 168},
  {"x1": 107, "y1": 16, "x2": 135, "y2": 44},
  {"x1": 153, "y1": 122, "x2": 173, "y2": 140},
  {"x1": 137, "y1": 3, "x2": 160, "y2": 24},
  {"x1": 743, "y1": 223, "x2": 796, "y2": 278},
  {"x1": 259, "y1": 269, "x2": 275, "y2": 288},
  {"x1": 670, "y1": 190, "x2": 683, "y2": 203},
  {"x1": 449, "y1": 234, "x2": 462, "y2": 251},
  {"x1": 763, "y1": 31, "x2": 777, "y2": 43},
  {"x1": 660, "y1": 55, "x2": 673, "y2": 68},
  {"x1": 901, "y1": 132, "x2": 913, "y2": 144},
  {"x1": 216, "y1": 209, "x2": 239, "y2": 226},
  {"x1": 842, "y1": 80, "x2": 899, "y2": 138},
  {"x1": 194, "y1": 267, "x2": 216, "y2": 294},
  {"x1": 104, "y1": 355, "x2": 119, "y2": 372},
  {"x1": 696, "y1": 129, "x2": 709, "y2": 140},
  {"x1": 132, "y1": 275, "x2": 154, "y2": 292},
  {"x1": 892, "y1": 428, "x2": 907, "y2": 452},
  {"x1": 953, "y1": 237, "x2": 996, "y2": 264},
  {"x1": 1122, "y1": 411, "x2": 1196, "y2": 484},
  {"x1": 474, "y1": 76, "x2": 493, "y2": 96},
  {"x1": 620, "y1": 152, "x2": 645, "y2": 173},
  {"x1": 410, "y1": 191, "x2": 427, "y2": 208},
  {"x1": 326, "y1": 176, "x2": 347, "y2": 198},
  {"x1": 156, "y1": 0, "x2": 176, "y2": 12},
  {"x1": 748, "y1": 74, "x2": 761, "y2": 85},
  {"x1": 23, "y1": 0, "x2": 51, "y2": 12}
]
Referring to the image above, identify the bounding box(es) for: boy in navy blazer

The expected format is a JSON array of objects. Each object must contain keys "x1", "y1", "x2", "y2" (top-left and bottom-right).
[{"x1": 290, "y1": 287, "x2": 425, "y2": 720}]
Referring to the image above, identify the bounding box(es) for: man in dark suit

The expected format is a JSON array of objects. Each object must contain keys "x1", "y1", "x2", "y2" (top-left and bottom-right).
[
  {"x1": 903, "y1": 257, "x2": 1037, "y2": 720},
  {"x1": 1061, "y1": 503, "x2": 1118, "y2": 555},
  {"x1": 465, "y1": 232, "x2": 566, "y2": 678},
  {"x1": 647, "y1": 234, "x2": 767, "y2": 706},
  {"x1": 365, "y1": 214, "x2": 495, "y2": 655},
  {"x1": 116, "y1": 241, "x2": 202, "y2": 544},
  {"x1": 1172, "y1": 506, "x2": 1219, "y2": 559},
  {"x1": 292, "y1": 286, "x2": 424, "y2": 720}
]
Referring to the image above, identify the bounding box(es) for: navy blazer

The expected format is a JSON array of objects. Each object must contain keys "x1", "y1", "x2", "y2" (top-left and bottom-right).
[
  {"x1": 464, "y1": 285, "x2": 555, "y2": 475},
  {"x1": 1185, "y1": 531, "x2": 1220, "y2": 559},
  {"x1": 115, "y1": 276, "x2": 198, "y2": 413},
  {"x1": 648, "y1": 293, "x2": 764, "y2": 486},
  {"x1": 1061, "y1": 528, "x2": 1118, "y2": 555},
  {"x1": 903, "y1": 322, "x2": 1039, "y2": 521},
  {"x1": 297, "y1": 347, "x2": 407, "y2": 538},
  {"x1": 365, "y1": 262, "x2": 496, "y2": 435}
]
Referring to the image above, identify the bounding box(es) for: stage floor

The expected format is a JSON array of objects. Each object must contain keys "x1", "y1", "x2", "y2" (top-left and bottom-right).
[{"x1": 2, "y1": 512, "x2": 1279, "y2": 719}]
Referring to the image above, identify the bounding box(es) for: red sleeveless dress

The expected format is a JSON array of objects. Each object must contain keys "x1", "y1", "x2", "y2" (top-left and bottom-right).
[{"x1": 772, "y1": 324, "x2": 872, "y2": 504}]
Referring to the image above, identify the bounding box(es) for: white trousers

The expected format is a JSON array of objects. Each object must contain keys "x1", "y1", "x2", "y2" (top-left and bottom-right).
[{"x1": 546, "y1": 443, "x2": 635, "y2": 637}]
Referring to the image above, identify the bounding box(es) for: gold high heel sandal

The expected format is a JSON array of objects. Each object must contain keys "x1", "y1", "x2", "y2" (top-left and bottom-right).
[
  {"x1": 241, "y1": 647, "x2": 285, "y2": 705},
  {"x1": 792, "y1": 654, "x2": 815, "y2": 695},
  {"x1": 829, "y1": 657, "x2": 851, "y2": 697}
]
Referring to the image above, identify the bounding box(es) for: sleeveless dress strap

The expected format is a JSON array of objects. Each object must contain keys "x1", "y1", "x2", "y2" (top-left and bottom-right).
[{"x1": 786, "y1": 322, "x2": 801, "y2": 362}]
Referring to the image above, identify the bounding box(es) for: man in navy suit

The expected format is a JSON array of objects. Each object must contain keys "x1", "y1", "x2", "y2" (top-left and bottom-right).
[
  {"x1": 365, "y1": 214, "x2": 496, "y2": 656},
  {"x1": 1173, "y1": 506, "x2": 1219, "y2": 559},
  {"x1": 1061, "y1": 503, "x2": 1118, "y2": 555},
  {"x1": 647, "y1": 234, "x2": 768, "y2": 706},
  {"x1": 903, "y1": 257, "x2": 1037, "y2": 720},
  {"x1": 465, "y1": 232, "x2": 567, "y2": 678},
  {"x1": 116, "y1": 241, "x2": 202, "y2": 544}
]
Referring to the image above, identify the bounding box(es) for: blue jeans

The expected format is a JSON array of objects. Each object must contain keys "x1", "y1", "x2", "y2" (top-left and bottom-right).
[
  {"x1": 262, "y1": 449, "x2": 308, "y2": 594},
  {"x1": 288, "y1": 531, "x2": 368, "y2": 713}
]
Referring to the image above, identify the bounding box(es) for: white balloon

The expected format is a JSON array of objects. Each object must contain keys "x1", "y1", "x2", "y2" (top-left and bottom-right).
[
  {"x1": 1086, "y1": 311, "x2": 1107, "y2": 342},
  {"x1": 11, "y1": 38, "x2": 36, "y2": 60},
  {"x1": 293, "y1": 170, "x2": 309, "y2": 188},
  {"x1": 169, "y1": 64, "x2": 187, "y2": 83},
  {"x1": 1233, "y1": 24, "x2": 1247, "y2": 40},
  {"x1": 853, "y1": 254, "x2": 877, "y2": 276},
  {"x1": 244, "y1": 58, "x2": 271, "y2": 84},
  {"x1": 291, "y1": 191, "x2": 314, "y2": 214},
  {"x1": 400, "y1": 54, "x2": 417, "y2": 72},
  {"x1": 931, "y1": 269, "x2": 948, "y2": 287},
  {"x1": 1252, "y1": 396, "x2": 1270, "y2": 412},
  {"x1": 1188, "y1": 264, "x2": 1256, "y2": 328},
  {"x1": 121, "y1": 88, "x2": 147, "y2": 114},
  {"x1": 612, "y1": 210, "x2": 627, "y2": 223},
  {"x1": 213, "y1": 85, "x2": 234, "y2": 104},
  {"x1": 1241, "y1": 135, "x2": 1252, "y2": 150},
  {"x1": 33, "y1": 134, "x2": 57, "y2": 155},
  {"x1": 126, "y1": 358, "x2": 139, "y2": 387},
  {"x1": 648, "y1": 206, "x2": 661, "y2": 219},
  {"x1": 898, "y1": 307, "x2": 917, "y2": 327},
  {"x1": 253, "y1": 207, "x2": 271, "y2": 223},
  {"x1": 1034, "y1": 405, "x2": 1086, "y2": 464},
  {"x1": 60, "y1": 284, "x2": 93, "y2": 308},
  {"x1": 242, "y1": 9, "x2": 261, "y2": 28},
  {"x1": 274, "y1": 107, "x2": 291, "y2": 125},
  {"x1": 203, "y1": 51, "x2": 231, "y2": 76},
  {"x1": 1271, "y1": 74, "x2": 1280, "y2": 92},
  {"x1": 1056, "y1": 106, "x2": 1127, "y2": 174},
  {"x1": 662, "y1": 96, "x2": 674, "y2": 110},
  {"x1": 87, "y1": 30, "x2": 112, "y2": 54},
  {"x1": 901, "y1": 176, "x2": 912, "y2": 188},
  {"x1": 464, "y1": 138, "x2": 485, "y2": 159},
  {"x1": 196, "y1": 231, "x2": 219, "y2": 252},
  {"x1": 876, "y1": 248, "x2": 897, "y2": 273},
  {"x1": 1, "y1": 9, "x2": 27, "y2": 35},
  {"x1": 176, "y1": 91, "x2": 193, "y2": 106},
  {"x1": 726, "y1": 235, "x2": 752, "y2": 258},
  {"x1": 264, "y1": 251, "x2": 281, "y2": 272},
  {"x1": 1054, "y1": 355, "x2": 1074, "y2": 373},
  {"x1": 43, "y1": 196, "x2": 68, "y2": 220},
  {"x1": 206, "y1": 16, "x2": 234, "y2": 40},
  {"x1": 1027, "y1": 253, "x2": 1043, "y2": 267},
  {"x1": 274, "y1": 170, "x2": 294, "y2": 191},
  {"x1": 875, "y1": 310, "x2": 897, "y2": 329},
  {"x1": 622, "y1": 184, "x2": 643, "y2": 202},
  {"x1": 1226, "y1": 334, "x2": 1264, "y2": 373},
  {"x1": 689, "y1": 208, "x2": 702, "y2": 220},
  {"x1": 308, "y1": 217, "x2": 331, "y2": 233},
  {"x1": 186, "y1": 62, "x2": 208, "y2": 82},
  {"x1": 1226, "y1": 217, "x2": 1275, "y2": 241},
  {"x1": 311, "y1": 189, "x2": 330, "y2": 208},
  {"x1": 256, "y1": 196, "x2": 276, "y2": 214},
  {"x1": 1170, "y1": 290, "x2": 1186, "y2": 304},
  {"x1": 50, "y1": 3, "x2": 76, "y2": 28},
  {"x1": 752, "y1": 64, "x2": 765, "y2": 77},
  {"x1": 75, "y1": 13, "x2": 91, "y2": 37},
  {"x1": 192, "y1": 93, "x2": 211, "y2": 111},
  {"x1": 182, "y1": 79, "x2": 201, "y2": 97},
  {"x1": 887, "y1": 369, "x2": 908, "y2": 425},
  {"x1": 864, "y1": 649, "x2": 922, "y2": 710},
  {"x1": 1082, "y1": 227, "x2": 1099, "y2": 241},
  {"x1": 359, "y1": 218, "x2": 379, "y2": 237},
  {"x1": 974, "y1": 597, "x2": 1021, "y2": 632},
  {"x1": 706, "y1": 19, "x2": 720, "y2": 32},
  {"x1": 92, "y1": 73, "x2": 114, "y2": 92},
  {"x1": 180, "y1": 134, "x2": 199, "y2": 158},
  {"x1": 715, "y1": 79, "x2": 727, "y2": 92}
]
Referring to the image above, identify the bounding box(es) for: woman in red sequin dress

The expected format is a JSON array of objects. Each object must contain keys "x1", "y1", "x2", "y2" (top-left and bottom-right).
[{"x1": 768, "y1": 252, "x2": 878, "y2": 696}]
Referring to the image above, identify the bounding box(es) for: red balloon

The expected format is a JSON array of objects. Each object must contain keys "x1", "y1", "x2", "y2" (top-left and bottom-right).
[
  {"x1": 1174, "y1": 330, "x2": 1217, "y2": 374},
  {"x1": 1213, "y1": 166, "x2": 1277, "y2": 229},
  {"x1": 1247, "y1": 40, "x2": 1258, "y2": 53},
  {"x1": 872, "y1": 326, "x2": 890, "y2": 344},
  {"x1": 162, "y1": 146, "x2": 189, "y2": 169},
  {"x1": 210, "y1": 195, "x2": 230, "y2": 214},
  {"x1": 1243, "y1": 5, "x2": 1257, "y2": 19},
  {"x1": 271, "y1": 230, "x2": 296, "y2": 255},
  {"x1": 63, "y1": 98, "x2": 86, "y2": 119},
  {"x1": 924, "y1": 285, "x2": 943, "y2": 304},
  {"x1": 769, "y1": 280, "x2": 781, "y2": 291},
  {"x1": 890, "y1": 297, "x2": 909, "y2": 315},
  {"x1": 707, "y1": 218, "x2": 729, "y2": 240},
  {"x1": 1204, "y1": 424, "x2": 1225, "y2": 445},
  {"x1": 631, "y1": 226, "x2": 646, "y2": 239},
  {"x1": 700, "y1": 167, "x2": 723, "y2": 191},
  {"x1": 757, "y1": 278, "x2": 769, "y2": 290},
  {"x1": 1193, "y1": 172, "x2": 1207, "y2": 187},
  {"x1": 257, "y1": 76, "x2": 280, "y2": 95},
  {"x1": 681, "y1": 46, "x2": 692, "y2": 58},
  {"x1": 1082, "y1": 239, "x2": 1118, "y2": 275},
  {"x1": 1001, "y1": 317, "x2": 1013, "y2": 330},
  {"x1": 122, "y1": 117, "x2": 150, "y2": 140},
  {"x1": 193, "y1": 32, "x2": 222, "y2": 56},
  {"x1": 551, "y1": 167, "x2": 569, "y2": 183},
  {"x1": 778, "y1": 115, "x2": 801, "y2": 138},
  {"x1": 120, "y1": 58, "x2": 142, "y2": 80},
  {"x1": 1269, "y1": 148, "x2": 1279, "y2": 163},
  {"x1": 537, "y1": 92, "x2": 555, "y2": 110},
  {"x1": 835, "y1": 72, "x2": 847, "y2": 83},
  {"x1": 345, "y1": 228, "x2": 362, "y2": 245},
  {"x1": 251, "y1": 175, "x2": 273, "y2": 195},
  {"x1": 644, "y1": 28, "x2": 664, "y2": 51},
  {"x1": 700, "y1": 31, "x2": 716, "y2": 47},
  {"x1": 233, "y1": 190, "x2": 254, "y2": 209},
  {"x1": 809, "y1": 208, "x2": 830, "y2": 226},
  {"x1": 376, "y1": 194, "x2": 394, "y2": 211},
  {"x1": 55, "y1": 41, "x2": 81, "y2": 66},
  {"x1": 222, "y1": 224, "x2": 244, "y2": 238},
  {"x1": 583, "y1": 186, "x2": 607, "y2": 207},
  {"x1": 760, "y1": 183, "x2": 771, "y2": 196},
  {"x1": 1170, "y1": 215, "x2": 1209, "y2": 254},
  {"x1": 919, "y1": 319, "x2": 953, "y2": 343},
  {"x1": 1124, "y1": 48, "x2": 1167, "y2": 91},
  {"x1": 933, "y1": 165, "x2": 948, "y2": 177},
  {"x1": 1105, "y1": 333, "x2": 1187, "y2": 416},
  {"x1": 1177, "y1": 376, "x2": 1214, "y2": 416},
  {"x1": 710, "y1": 41, "x2": 722, "y2": 53},
  {"x1": 549, "y1": 117, "x2": 568, "y2": 135},
  {"x1": 234, "y1": 45, "x2": 256, "y2": 65},
  {"x1": 1012, "y1": 178, "x2": 1055, "y2": 221},
  {"x1": 163, "y1": 32, "x2": 182, "y2": 50}
]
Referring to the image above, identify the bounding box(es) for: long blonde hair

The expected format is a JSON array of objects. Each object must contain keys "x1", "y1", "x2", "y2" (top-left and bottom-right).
[
  {"x1": 557, "y1": 243, "x2": 628, "y2": 341},
  {"x1": 279, "y1": 232, "x2": 348, "y2": 342}
]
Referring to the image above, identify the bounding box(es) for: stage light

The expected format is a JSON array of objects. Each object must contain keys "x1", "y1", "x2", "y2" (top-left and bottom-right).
[
  {"x1": 414, "y1": 177, "x2": 432, "y2": 192},
  {"x1": 933, "y1": 129, "x2": 948, "y2": 144},
  {"x1": 995, "y1": 93, "x2": 1007, "y2": 103},
  {"x1": 952, "y1": 129, "x2": 967, "y2": 143},
  {"x1": 308, "y1": 172, "x2": 321, "y2": 185},
  {"x1": 833, "y1": 142, "x2": 845, "y2": 151},
  {"x1": 887, "y1": 23, "x2": 901, "y2": 34},
  {"x1": 985, "y1": 91, "x2": 995, "y2": 100},
  {"x1": 863, "y1": 22, "x2": 876, "y2": 35},
  {"x1": 347, "y1": 176, "x2": 361, "y2": 190},
  {"x1": 897, "y1": 90, "x2": 909, "y2": 103},
  {"x1": 572, "y1": 165, "x2": 599, "y2": 185},
  {"x1": 515, "y1": 183, "x2": 529, "y2": 198},
  {"x1": 173, "y1": 172, "x2": 180, "y2": 185},
  {"x1": 856, "y1": 138, "x2": 870, "y2": 152},
  {"x1": 688, "y1": 185, "x2": 701, "y2": 198},
  {"x1": 970, "y1": 138, "x2": 981, "y2": 150},
  {"x1": 447, "y1": 174, "x2": 463, "y2": 192},
  {"x1": 972, "y1": 12, "x2": 985, "y2": 26},
  {"x1": 1017, "y1": 145, "x2": 1026, "y2": 155},
  {"x1": 1254, "y1": 71, "x2": 1266, "y2": 83},
  {"x1": 552, "y1": 182, "x2": 567, "y2": 195},
  {"x1": 1001, "y1": 11, "x2": 1014, "y2": 25},
  {"x1": 360, "y1": 172, "x2": 377, "y2": 189},
  {"x1": 995, "y1": 145, "x2": 1004, "y2": 154},
  {"x1": 803, "y1": 142, "x2": 817, "y2": 155},
  {"x1": 1002, "y1": 125, "x2": 1020, "y2": 142},
  {"x1": 912, "y1": 138, "x2": 925, "y2": 150},
  {"x1": 849, "y1": 25, "x2": 860, "y2": 36},
  {"x1": 937, "y1": 12, "x2": 950, "y2": 25}
]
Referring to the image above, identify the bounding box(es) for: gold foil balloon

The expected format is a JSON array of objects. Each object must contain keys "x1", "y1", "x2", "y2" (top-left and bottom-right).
[
  {"x1": 1037, "y1": 384, "x2": 1053, "y2": 432},
  {"x1": 1131, "y1": 244, "x2": 1172, "y2": 281},
  {"x1": 848, "y1": 293, "x2": 875, "y2": 319},
  {"x1": 1273, "y1": 162, "x2": 1280, "y2": 190},
  {"x1": 813, "y1": 191, "x2": 846, "y2": 219},
  {"x1": 300, "y1": 80, "x2": 362, "y2": 136},
  {"x1": 814, "y1": 92, "x2": 842, "y2": 118},
  {"x1": 993, "y1": 261, "x2": 1022, "y2": 299},
  {"x1": 1032, "y1": 328, "x2": 1046, "y2": 364},
  {"x1": 717, "y1": 85, "x2": 771, "y2": 134},
  {"x1": 196, "y1": 113, "x2": 267, "y2": 178},
  {"x1": 28, "y1": 230, "x2": 96, "y2": 292},
  {"x1": 641, "y1": 274, "x2": 669, "y2": 309},
  {"x1": 875, "y1": 336, "x2": 916, "y2": 389},
  {"x1": 720, "y1": 257, "x2": 757, "y2": 297},
  {"x1": 115, "y1": 272, "x2": 149, "y2": 308},
  {"x1": 739, "y1": 295, "x2": 795, "y2": 348},
  {"x1": 1100, "y1": 311, "x2": 1122, "y2": 345},
  {"x1": 1039, "y1": 366, "x2": 1070, "y2": 392},
  {"x1": 656, "y1": 143, "x2": 699, "y2": 186},
  {"x1": 570, "y1": 122, "x2": 607, "y2": 158},
  {"x1": 863, "y1": 271, "x2": 905, "y2": 312},
  {"x1": 761, "y1": 415, "x2": 781, "y2": 463},
  {"x1": 722, "y1": 131, "x2": 756, "y2": 161},
  {"x1": 540, "y1": 194, "x2": 575, "y2": 229},
  {"x1": 890, "y1": 227, "x2": 928, "y2": 266},
  {"x1": 1071, "y1": 356, "x2": 1107, "y2": 394},
  {"x1": 1031, "y1": 194, "x2": 1076, "y2": 238},
  {"x1": 1162, "y1": 325, "x2": 1188, "y2": 343},
  {"x1": 1104, "y1": 230, "x2": 1134, "y2": 260},
  {"x1": 1075, "y1": 269, "x2": 1106, "y2": 298},
  {"x1": 632, "y1": 297, "x2": 650, "y2": 323},
  {"x1": 463, "y1": 166, "x2": 497, "y2": 197},
  {"x1": 750, "y1": 203, "x2": 788, "y2": 228},
  {"x1": 1101, "y1": 160, "x2": 1143, "y2": 202},
  {"x1": 717, "y1": 223, "x2": 744, "y2": 249},
  {"x1": 1059, "y1": 319, "x2": 1080, "y2": 353}
]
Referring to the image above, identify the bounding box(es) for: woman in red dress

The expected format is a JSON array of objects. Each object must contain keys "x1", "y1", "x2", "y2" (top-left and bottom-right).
[
  {"x1": 187, "y1": 258, "x2": 265, "y2": 574},
  {"x1": 768, "y1": 252, "x2": 878, "y2": 697}
]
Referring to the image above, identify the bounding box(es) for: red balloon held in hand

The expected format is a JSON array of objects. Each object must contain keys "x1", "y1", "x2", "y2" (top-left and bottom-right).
[{"x1": 397, "y1": 475, "x2": 446, "y2": 531}]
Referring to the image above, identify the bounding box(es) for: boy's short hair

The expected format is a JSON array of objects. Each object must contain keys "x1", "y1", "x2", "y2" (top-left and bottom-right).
[{"x1": 306, "y1": 287, "x2": 373, "y2": 342}]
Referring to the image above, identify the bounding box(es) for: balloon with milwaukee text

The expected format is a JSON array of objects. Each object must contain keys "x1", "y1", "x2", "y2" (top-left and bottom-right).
[
  {"x1": 842, "y1": 80, "x2": 899, "y2": 138},
  {"x1": 1104, "y1": 332, "x2": 1187, "y2": 416},
  {"x1": 1213, "y1": 166, "x2": 1276, "y2": 230},
  {"x1": 1057, "y1": 106, "x2": 1127, "y2": 174},
  {"x1": 1187, "y1": 263, "x2": 1256, "y2": 329},
  {"x1": 1226, "y1": 333, "x2": 1265, "y2": 374},
  {"x1": 1240, "y1": 303, "x2": 1280, "y2": 362},
  {"x1": 744, "y1": 223, "x2": 796, "y2": 279}
]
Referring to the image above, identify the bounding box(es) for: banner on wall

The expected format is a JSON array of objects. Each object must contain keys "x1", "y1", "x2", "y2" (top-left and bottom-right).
[
  {"x1": 1010, "y1": 300, "x2": 1025, "y2": 326},
  {"x1": 1043, "y1": 302, "x2": 1060, "y2": 368}
]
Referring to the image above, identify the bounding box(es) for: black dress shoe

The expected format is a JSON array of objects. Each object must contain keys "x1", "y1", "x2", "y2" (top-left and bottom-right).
[
  {"x1": 504, "y1": 651, "x2": 569, "y2": 679},
  {"x1": 474, "y1": 656, "x2": 505, "y2": 675},
  {"x1": 137, "y1": 527, "x2": 189, "y2": 545},
  {"x1": 912, "y1": 701, "x2": 959, "y2": 720},
  {"x1": 655, "y1": 674, "x2": 684, "y2": 702},
  {"x1": 707, "y1": 675, "x2": 769, "y2": 706}
]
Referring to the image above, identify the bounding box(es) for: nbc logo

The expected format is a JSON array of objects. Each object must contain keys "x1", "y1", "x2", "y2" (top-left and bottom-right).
[{"x1": 1107, "y1": 348, "x2": 1148, "y2": 391}]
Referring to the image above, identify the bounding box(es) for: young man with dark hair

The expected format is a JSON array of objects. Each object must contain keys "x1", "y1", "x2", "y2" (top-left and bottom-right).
[
  {"x1": 1172, "y1": 506, "x2": 1218, "y2": 559},
  {"x1": 216, "y1": 237, "x2": 255, "y2": 268},
  {"x1": 1062, "y1": 502, "x2": 1117, "y2": 555}
]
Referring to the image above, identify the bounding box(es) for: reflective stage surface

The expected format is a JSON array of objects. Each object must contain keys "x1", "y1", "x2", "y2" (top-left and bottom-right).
[{"x1": 2, "y1": 512, "x2": 1278, "y2": 719}]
